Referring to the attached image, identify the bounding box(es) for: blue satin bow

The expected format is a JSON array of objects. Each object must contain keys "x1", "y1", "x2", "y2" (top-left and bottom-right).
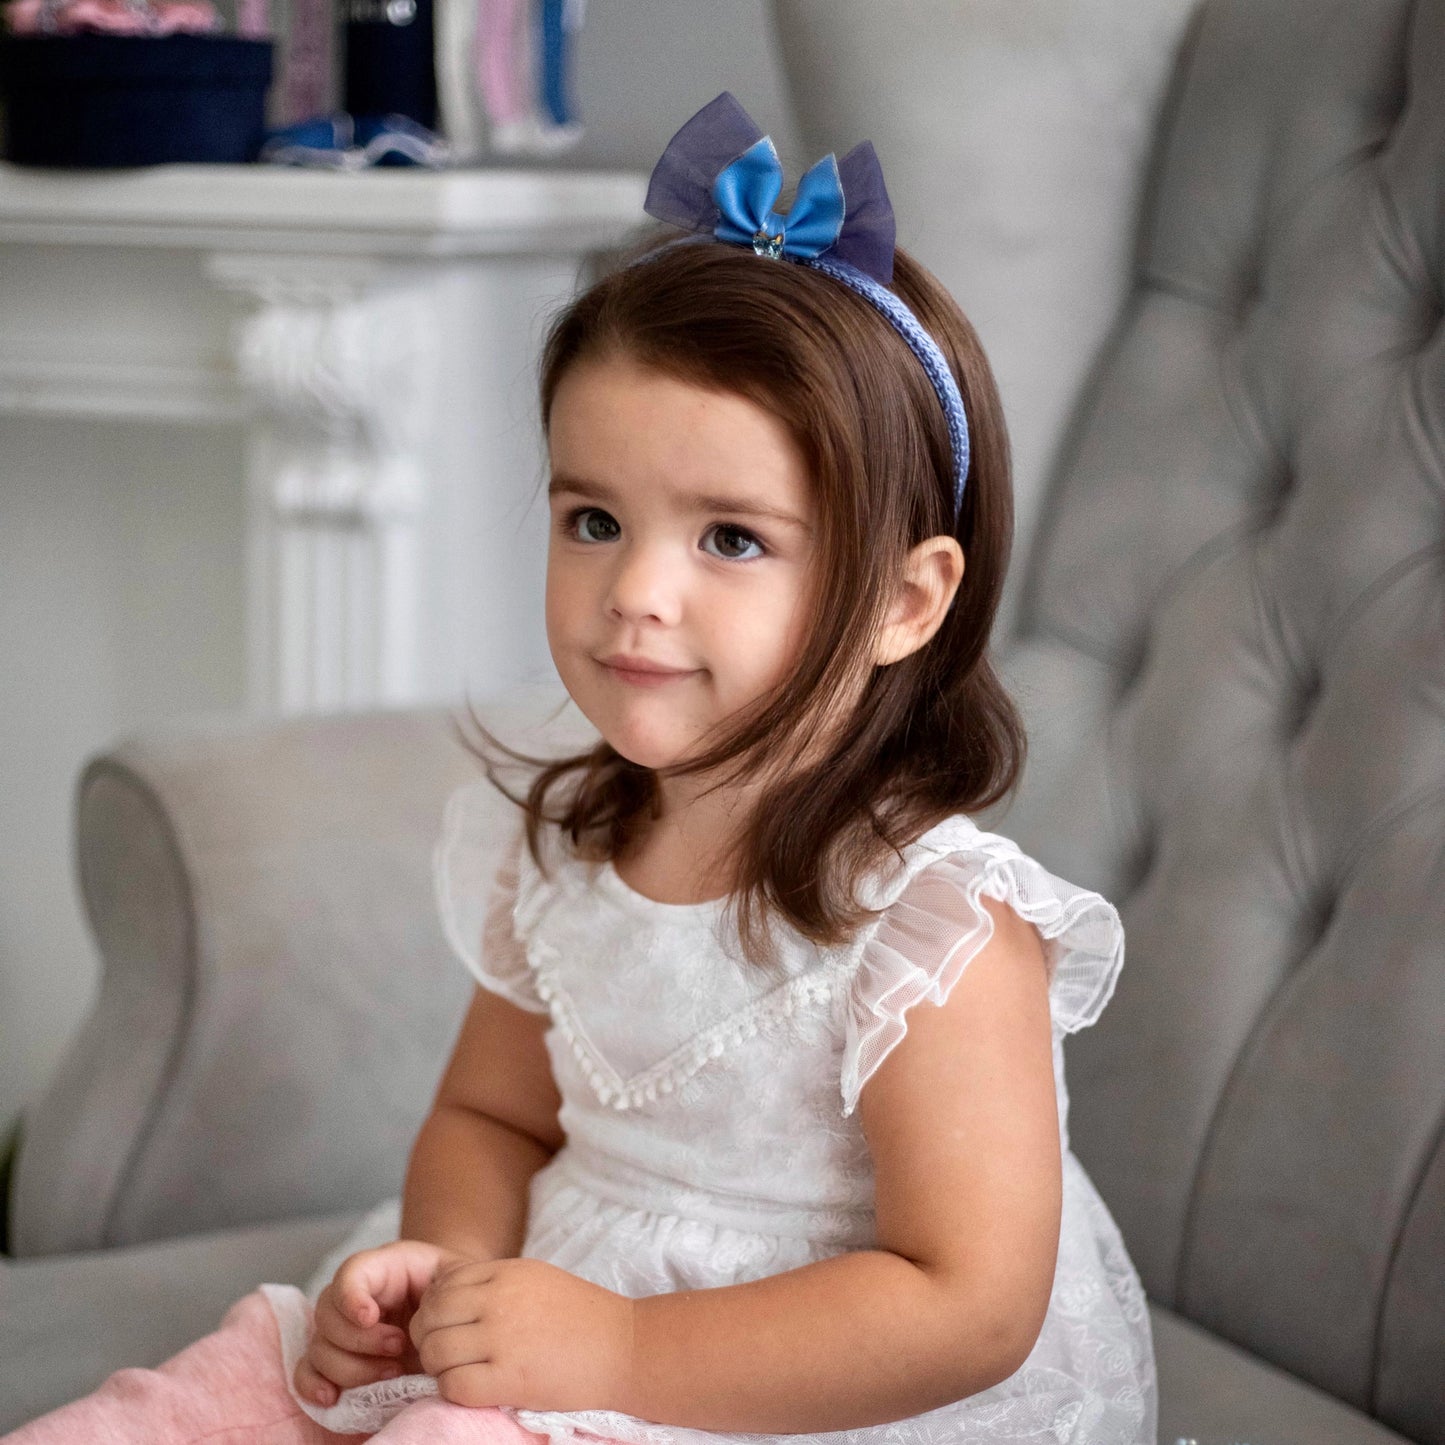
[
  {"x1": 643, "y1": 92, "x2": 897, "y2": 284},
  {"x1": 713, "y1": 137, "x2": 847, "y2": 263}
]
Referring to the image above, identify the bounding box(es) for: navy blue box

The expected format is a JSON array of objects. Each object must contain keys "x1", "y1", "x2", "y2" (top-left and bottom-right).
[
  {"x1": 0, "y1": 35, "x2": 273, "y2": 167},
  {"x1": 341, "y1": 0, "x2": 436, "y2": 131}
]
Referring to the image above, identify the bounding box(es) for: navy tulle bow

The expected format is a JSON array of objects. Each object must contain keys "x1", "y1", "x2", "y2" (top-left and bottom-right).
[{"x1": 643, "y1": 92, "x2": 897, "y2": 284}]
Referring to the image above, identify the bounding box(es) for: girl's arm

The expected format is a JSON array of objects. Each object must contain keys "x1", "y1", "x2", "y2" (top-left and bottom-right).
[
  {"x1": 299, "y1": 982, "x2": 563, "y2": 1405},
  {"x1": 401, "y1": 982, "x2": 565, "y2": 1261},
  {"x1": 619, "y1": 895, "x2": 1061, "y2": 1433}
]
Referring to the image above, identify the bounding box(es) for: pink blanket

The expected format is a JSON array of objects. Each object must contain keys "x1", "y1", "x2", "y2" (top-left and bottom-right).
[{"x1": 3, "y1": 1288, "x2": 558, "y2": 1444}]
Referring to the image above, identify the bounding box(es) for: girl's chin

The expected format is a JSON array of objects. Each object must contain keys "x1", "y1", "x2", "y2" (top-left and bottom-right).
[
  {"x1": 564, "y1": 684, "x2": 715, "y2": 770},
  {"x1": 590, "y1": 711, "x2": 706, "y2": 771},
  {"x1": 603, "y1": 732, "x2": 694, "y2": 771}
]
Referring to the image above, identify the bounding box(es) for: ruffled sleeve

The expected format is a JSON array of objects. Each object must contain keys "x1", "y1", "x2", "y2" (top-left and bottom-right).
[
  {"x1": 432, "y1": 781, "x2": 548, "y2": 1015},
  {"x1": 840, "y1": 836, "x2": 1124, "y2": 1117}
]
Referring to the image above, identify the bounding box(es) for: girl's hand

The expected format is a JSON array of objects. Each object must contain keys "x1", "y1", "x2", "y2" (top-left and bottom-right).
[
  {"x1": 295, "y1": 1239, "x2": 471, "y2": 1407},
  {"x1": 409, "y1": 1256, "x2": 636, "y2": 1413}
]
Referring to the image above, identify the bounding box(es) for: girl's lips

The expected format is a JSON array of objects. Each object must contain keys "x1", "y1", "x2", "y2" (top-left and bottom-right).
[{"x1": 596, "y1": 656, "x2": 699, "y2": 686}]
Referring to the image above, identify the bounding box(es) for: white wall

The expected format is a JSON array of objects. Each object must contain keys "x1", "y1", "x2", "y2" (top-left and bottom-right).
[{"x1": 0, "y1": 418, "x2": 248, "y2": 1141}]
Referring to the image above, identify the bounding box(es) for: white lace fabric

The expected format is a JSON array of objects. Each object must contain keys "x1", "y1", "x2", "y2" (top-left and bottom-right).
[
  {"x1": 434, "y1": 784, "x2": 548, "y2": 1017},
  {"x1": 266, "y1": 783, "x2": 1155, "y2": 1443},
  {"x1": 843, "y1": 826, "x2": 1125, "y2": 1120}
]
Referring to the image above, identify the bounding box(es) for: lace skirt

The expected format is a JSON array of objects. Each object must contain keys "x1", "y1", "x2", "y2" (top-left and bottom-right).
[{"x1": 268, "y1": 1147, "x2": 1155, "y2": 1444}]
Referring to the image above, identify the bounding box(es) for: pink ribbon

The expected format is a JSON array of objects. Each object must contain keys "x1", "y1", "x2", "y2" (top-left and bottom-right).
[
  {"x1": 474, "y1": 0, "x2": 532, "y2": 128},
  {"x1": 278, "y1": 0, "x2": 331, "y2": 124},
  {"x1": 4, "y1": 0, "x2": 219, "y2": 33}
]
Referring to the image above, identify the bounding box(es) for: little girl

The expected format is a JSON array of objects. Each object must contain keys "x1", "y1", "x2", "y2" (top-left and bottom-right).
[{"x1": 8, "y1": 93, "x2": 1155, "y2": 1445}]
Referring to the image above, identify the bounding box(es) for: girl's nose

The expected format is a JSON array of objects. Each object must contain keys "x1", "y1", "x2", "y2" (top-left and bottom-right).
[{"x1": 604, "y1": 541, "x2": 683, "y2": 626}]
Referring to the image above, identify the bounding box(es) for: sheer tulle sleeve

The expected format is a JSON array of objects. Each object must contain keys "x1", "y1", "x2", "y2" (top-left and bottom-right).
[
  {"x1": 840, "y1": 843, "x2": 1124, "y2": 1117},
  {"x1": 432, "y1": 782, "x2": 548, "y2": 1014}
]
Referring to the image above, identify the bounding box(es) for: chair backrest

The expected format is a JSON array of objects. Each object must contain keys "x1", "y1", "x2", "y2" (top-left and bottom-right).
[
  {"x1": 994, "y1": 2, "x2": 1445, "y2": 1440},
  {"x1": 774, "y1": 0, "x2": 1198, "y2": 639}
]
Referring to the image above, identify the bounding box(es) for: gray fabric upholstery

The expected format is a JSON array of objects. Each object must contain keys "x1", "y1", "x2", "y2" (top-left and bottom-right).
[
  {"x1": 990, "y1": 0, "x2": 1445, "y2": 1439},
  {"x1": 9, "y1": 690, "x2": 596, "y2": 1260},
  {"x1": 1151, "y1": 1306, "x2": 1413, "y2": 1445},
  {"x1": 774, "y1": 0, "x2": 1198, "y2": 640},
  {"x1": 11, "y1": 705, "x2": 490, "y2": 1253},
  {"x1": 0, "y1": 1210, "x2": 363, "y2": 1432}
]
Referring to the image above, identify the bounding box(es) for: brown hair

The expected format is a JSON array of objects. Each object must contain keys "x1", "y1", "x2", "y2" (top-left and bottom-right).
[{"x1": 462, "y1": 233, "x2": 1025, "y2": 967}]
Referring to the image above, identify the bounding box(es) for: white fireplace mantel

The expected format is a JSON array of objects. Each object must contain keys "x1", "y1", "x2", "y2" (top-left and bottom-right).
[
  {"x1": 0, "y1": 163, "x2": 651, "y2": 256},
  {"x1": 0, "y1": 162, "x2": 648, "y2": 714}
]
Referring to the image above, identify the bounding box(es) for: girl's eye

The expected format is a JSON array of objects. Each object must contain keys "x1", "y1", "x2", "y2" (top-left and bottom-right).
[
  {"x1": 564, "y1": 507, "x2": 620, "y2": 543},
  {"x1": 702, "y1": 524, "x2": 765, "y2": 562}
]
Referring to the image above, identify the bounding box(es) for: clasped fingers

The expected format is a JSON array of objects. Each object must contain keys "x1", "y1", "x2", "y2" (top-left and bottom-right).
[
  {"x1": 316, "y1": 1284, "x2": 413, "y2": 1360},
  {"x1": 294, "y1": 1283, "x2": 422, "y2": 1406},
  {"x1": 408, "y1": 1261, "x2": 494, "y2": 1365},
  {"x1": 407, "y1": 1257, "x2": 636, "y2": 1413}
]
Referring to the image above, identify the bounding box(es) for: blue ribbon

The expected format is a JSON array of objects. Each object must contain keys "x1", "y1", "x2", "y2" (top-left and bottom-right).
[
  {"x1": 642, "y1": 92, "x2": 896, "y2": 284},
  {"x1": 712, "y1": 137, "x2": 847, "y2": 262}
]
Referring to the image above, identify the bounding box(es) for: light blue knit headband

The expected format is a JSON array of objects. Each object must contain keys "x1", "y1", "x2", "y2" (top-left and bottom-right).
[{"x1": 637, "y1": 91, "x2": 972, "y2": 523}]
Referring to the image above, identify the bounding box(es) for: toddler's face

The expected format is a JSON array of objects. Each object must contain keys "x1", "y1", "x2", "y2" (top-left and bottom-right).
[{"x1": 545, "y1": 353, "x2": 819, "y2": 774}]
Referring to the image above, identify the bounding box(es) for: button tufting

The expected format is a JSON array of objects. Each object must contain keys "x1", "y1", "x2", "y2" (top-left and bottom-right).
[
  {"x1": 1235, "y1": 266, "x2": 1262, "y2": 320},
  {"x1": 1256, "y1": 467, "x2": 1291, "y2": 529},
  {"x1": 1114, "y1": 634, "x2": 1150, "y2": 704},
  {"x1": 1303, "y1": 889, "x2": 1336, "y2": 951},
  {"x1": 1125, "y1": 828, "x2": 1157, "y2": 897},
  {"x1": 1285, "y1": 667, "x2": 1321, "y2": 740}
]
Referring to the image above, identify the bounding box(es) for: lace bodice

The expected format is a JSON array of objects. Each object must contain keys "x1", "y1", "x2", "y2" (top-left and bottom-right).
[{"x1": 272, "y1": 781, "x2": 1155, "y2": 1444}]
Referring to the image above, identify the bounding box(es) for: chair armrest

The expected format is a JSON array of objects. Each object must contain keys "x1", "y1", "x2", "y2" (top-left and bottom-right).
[{"x1": 10, "y1": 691, "x2": 583, "y2": 1257}]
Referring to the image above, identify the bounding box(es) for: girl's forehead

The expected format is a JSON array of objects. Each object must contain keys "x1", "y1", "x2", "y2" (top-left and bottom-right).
[
  {"x1": 548, "y1": 357, "x2": 815, "y2": 525},
  {"x1": 552, "y1": 353, "x2": 771, "y2": 431}
]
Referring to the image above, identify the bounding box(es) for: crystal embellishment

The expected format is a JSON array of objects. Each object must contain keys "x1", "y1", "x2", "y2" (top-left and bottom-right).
[{"x1": 752, "y1": 228, "x2": 784, "y2": 259}]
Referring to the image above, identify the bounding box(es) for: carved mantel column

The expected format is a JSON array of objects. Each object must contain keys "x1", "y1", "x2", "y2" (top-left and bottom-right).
[
  {"x1": 0, "y1": 163, "x2": 649, "y2": 715},
  {"x1": 208, "y1": 253, "x2": 435, "y2": 713}
]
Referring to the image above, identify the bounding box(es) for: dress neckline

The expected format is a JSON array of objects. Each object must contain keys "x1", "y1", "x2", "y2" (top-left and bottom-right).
[
  {"x1": 588, "y1": 812, "x2": 984, "y2": 916},
  {"x1": 596, "y1": 858, "x2": 731, "y2": 915}
]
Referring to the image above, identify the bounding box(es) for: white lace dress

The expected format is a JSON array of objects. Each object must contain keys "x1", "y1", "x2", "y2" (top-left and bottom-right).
[{"x1": 264, "y1": 781, "x2": 1156, "y2": 1444}]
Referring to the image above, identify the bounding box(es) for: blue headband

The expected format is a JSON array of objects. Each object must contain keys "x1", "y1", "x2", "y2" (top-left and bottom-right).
[{"x1": 637, "y1": 92, "x2": 971, "y2": 522}]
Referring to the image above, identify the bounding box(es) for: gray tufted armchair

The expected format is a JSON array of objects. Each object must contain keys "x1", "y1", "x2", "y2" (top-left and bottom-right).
[
  {"x1": 3, "y1": 0, "x2": 1443, "y2": 1441},
  {"x1": 989, "y1": 0, "x2": 1445, "y2": 1438}
]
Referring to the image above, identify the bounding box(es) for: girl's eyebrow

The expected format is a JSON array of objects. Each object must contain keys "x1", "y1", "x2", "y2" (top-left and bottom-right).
[{"x1": 547, "y1": 473, "x2": 811, "y2": 533}]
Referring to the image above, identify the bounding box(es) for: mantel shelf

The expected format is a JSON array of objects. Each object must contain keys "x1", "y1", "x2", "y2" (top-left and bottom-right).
[
  {"x1": 0, "y1": 162, "x2": 650, "y2": 256},
  {"x1": 1, "y1": 160, "x2": 644, "y2": 716}
]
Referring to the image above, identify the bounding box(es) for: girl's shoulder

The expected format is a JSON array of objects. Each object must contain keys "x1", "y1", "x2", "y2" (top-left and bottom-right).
[
  {"x1": 837, "y1": 809, "x2": 1126, "y2": 1109},
  {"x1": 854, "y1": 811, "x2": 1024, "y2": 911},
  {"x1": 853, "y1": 812, "x2": 1126, "y2": 1039}
]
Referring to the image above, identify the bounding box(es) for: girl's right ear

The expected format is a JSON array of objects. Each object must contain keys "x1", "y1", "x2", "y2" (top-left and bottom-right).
[{"x1": 872, "y1": 537, "x2": 965, "y2": 667}]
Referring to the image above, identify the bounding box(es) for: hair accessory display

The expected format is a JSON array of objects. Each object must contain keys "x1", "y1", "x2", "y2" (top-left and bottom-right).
[
  {"x1": 473, "y1": 0, "x2": 584, "y2": 156},
  {"x1": 3, "y1": 0, "x2": 218, "y2": 34},
  {"x1": 641, "y1": 91, "x2": 971, "y2": 519},
  {"x1": 258, "y1": 111, "x2": 451, "y2": 168}
]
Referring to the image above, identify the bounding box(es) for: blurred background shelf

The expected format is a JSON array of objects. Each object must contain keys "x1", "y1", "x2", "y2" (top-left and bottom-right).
[
  {"x1": 0, "y1": 161, "x2": 650, "y2": 255},
  {"x1": 0, "y1": 160, "x2": 648, "y2": 714}
]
